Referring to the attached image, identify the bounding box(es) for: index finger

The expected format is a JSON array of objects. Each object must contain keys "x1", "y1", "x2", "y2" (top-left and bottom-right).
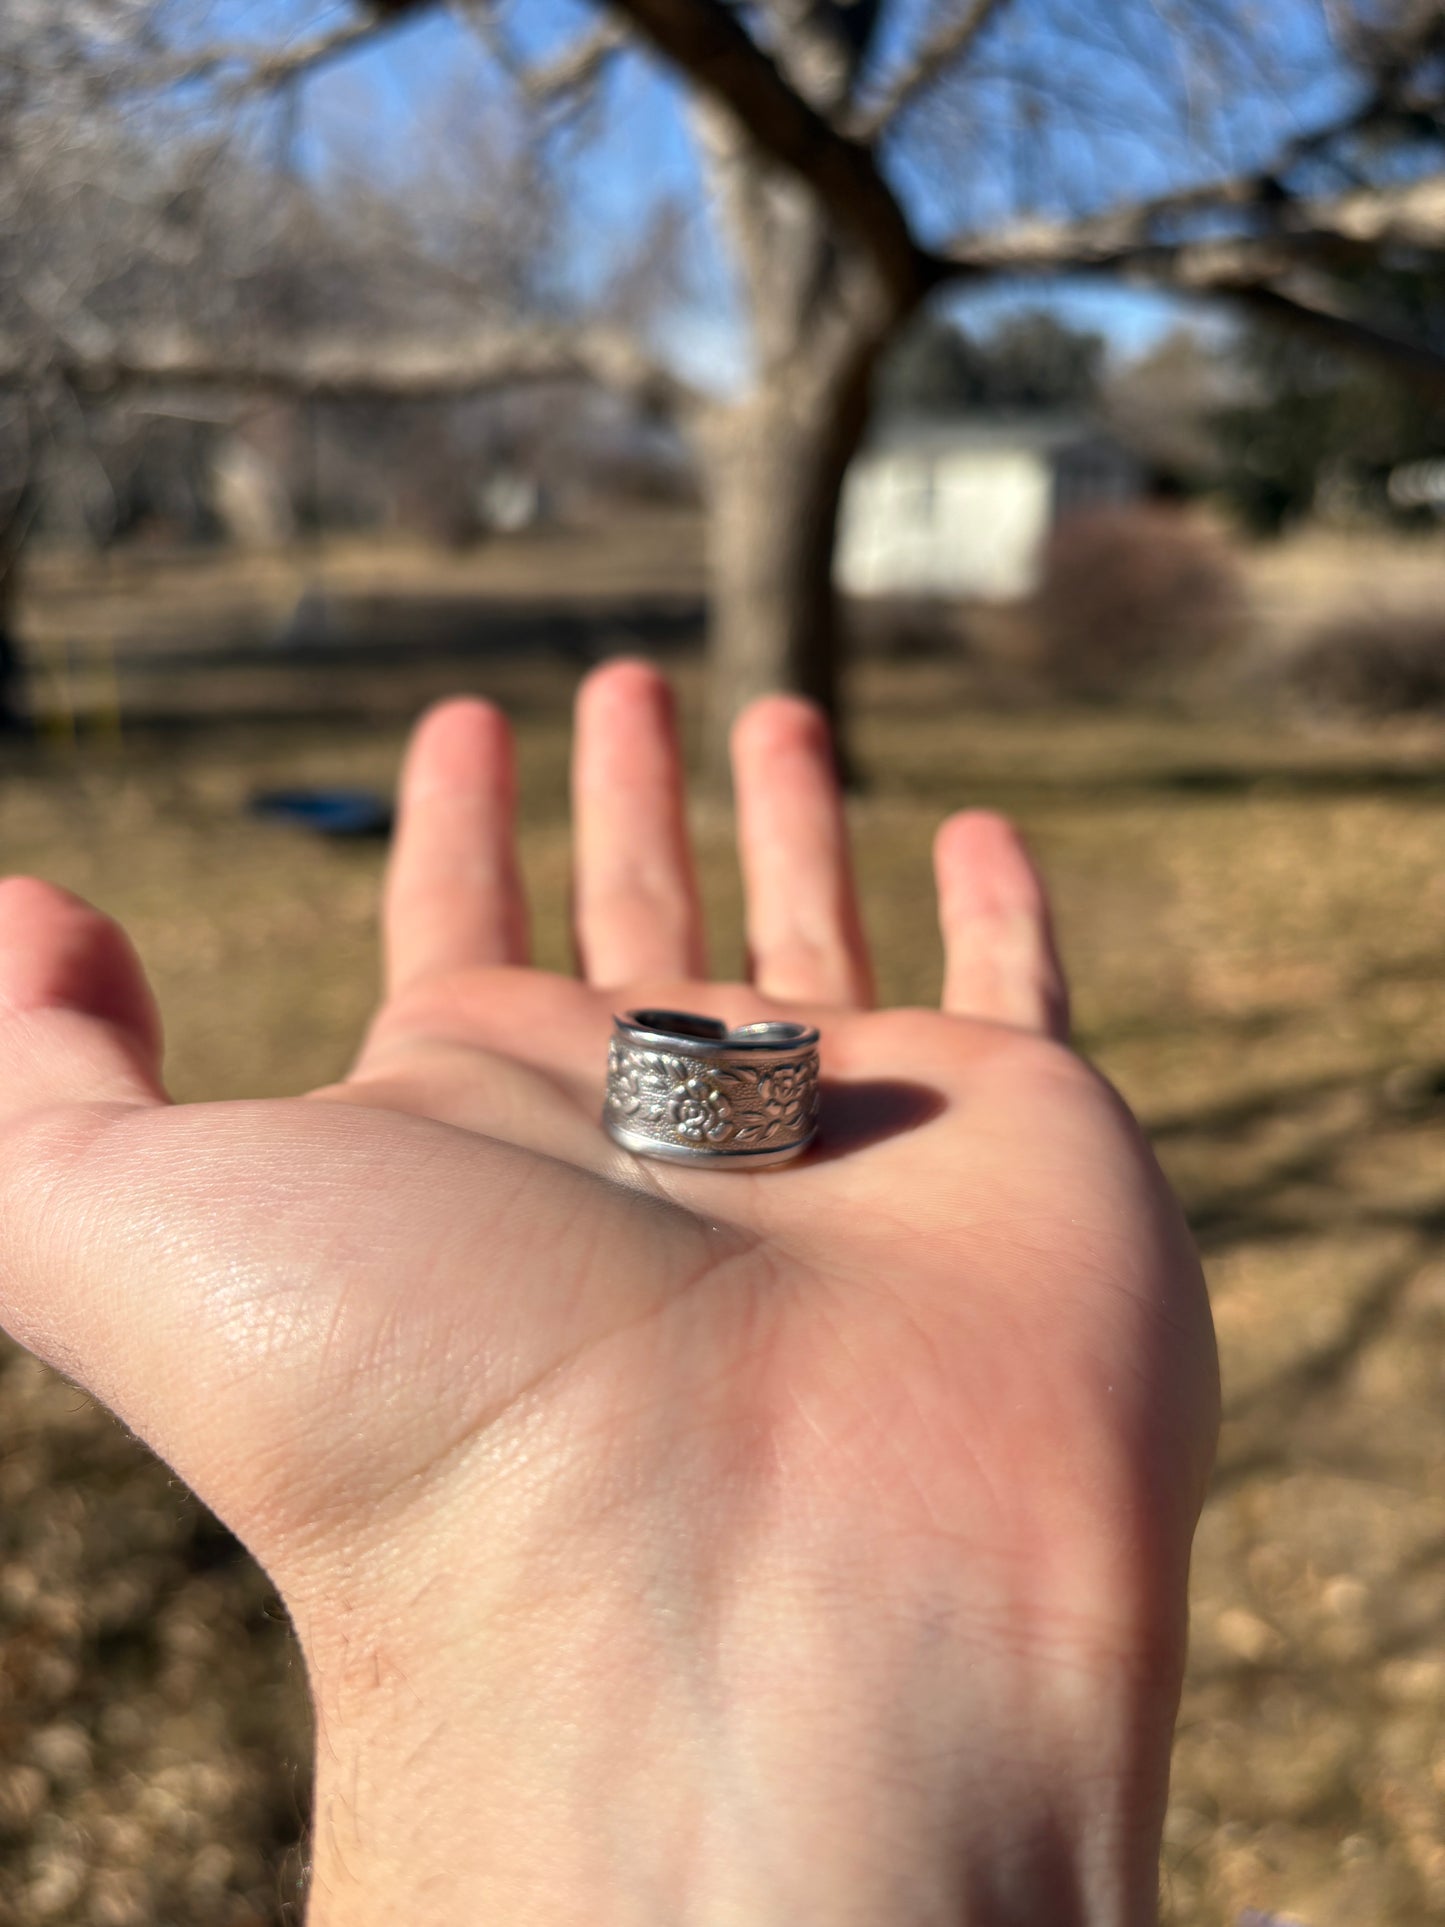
[{"x1": 384, "y1": 698, "x2": 529, "y2": 996}]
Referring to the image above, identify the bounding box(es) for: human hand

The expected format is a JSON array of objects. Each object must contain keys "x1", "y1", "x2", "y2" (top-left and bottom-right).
[{"x1": 0, "y1": 662, "x2": 1218, "y2": 1925}]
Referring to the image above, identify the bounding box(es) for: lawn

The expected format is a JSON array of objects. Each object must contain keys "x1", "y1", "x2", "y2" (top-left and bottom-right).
[{"x1": 0, "y1": 611, "x2": 1442, "y2": 1923}]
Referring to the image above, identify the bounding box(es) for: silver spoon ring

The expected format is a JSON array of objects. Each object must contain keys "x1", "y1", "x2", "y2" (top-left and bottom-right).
[{"x1": 603, "y1": 1009, "x2": 820, "y2": 1168}]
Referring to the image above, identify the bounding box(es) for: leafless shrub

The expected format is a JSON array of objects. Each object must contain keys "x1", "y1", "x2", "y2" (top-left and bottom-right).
[
  {"x1": 1286, "y1": 612, "x2": 1445, "y2": 716},
  {"x1": 1030, "y1": 505, "x2": 1244, "y2": 696}
]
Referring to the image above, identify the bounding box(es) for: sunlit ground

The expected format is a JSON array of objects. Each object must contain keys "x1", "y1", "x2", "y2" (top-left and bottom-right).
[{"x1": 1, "y1": 549, "x2": 1443, "y2": 1924}]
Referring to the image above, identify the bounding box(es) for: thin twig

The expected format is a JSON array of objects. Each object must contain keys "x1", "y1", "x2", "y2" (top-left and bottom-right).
[{"x1": 852, "y1": 0, "x2": 1013, "y2": 140}]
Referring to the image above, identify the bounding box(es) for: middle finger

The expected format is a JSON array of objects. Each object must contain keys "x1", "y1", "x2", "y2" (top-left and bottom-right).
[
  {"x1": 572, "y1": 660, "x2": 707, "y2": 986},
  {"x1": 732, "y1": 695, "x2": 874, "y2": 1008}
]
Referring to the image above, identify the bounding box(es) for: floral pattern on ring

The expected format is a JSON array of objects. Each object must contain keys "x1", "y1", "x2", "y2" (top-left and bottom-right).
[{"x1": 606, "y1": 1040, "x2": 819, "y2": 1149}]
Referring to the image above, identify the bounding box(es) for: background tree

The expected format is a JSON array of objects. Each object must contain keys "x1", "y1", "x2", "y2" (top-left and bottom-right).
[
  {"x1": 1103, "y1": 327, "x2": 1236, "y2": 487},
  {"x1": 871, "y1": 307, "x2": 1102, "y2": 417},
  {"x1": 871, "y1": 314, "x2": 990, "y2": 416},
  {"x1": 1212, "y1": 262, "x2": 1445, "y2": 530},
  {"x1": 975, "y1": 311, "x2": 1104, "y2": 411},
  {"x1": 0, "y1": 1, "x2": 653, "y2": 717},
  {"x1": 469, "y1": 0, "x2": 1445, "y2": 761},
  {"x1": 10, "y1": 0, "x2": 1445, "y2": 766}
]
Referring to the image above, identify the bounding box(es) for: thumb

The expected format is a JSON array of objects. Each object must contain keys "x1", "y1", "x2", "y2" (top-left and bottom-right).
[
  {"x1": 0, "y1": 877, "x2": 166, "y2": 1111},
  {"x1": 0, "y1": 878, "x2": 167, "y2": 1378}
]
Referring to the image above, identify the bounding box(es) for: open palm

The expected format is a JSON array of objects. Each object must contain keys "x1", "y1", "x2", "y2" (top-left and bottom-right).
[{"x1": 0, "y1": 663, "x2": 1217, "y2": 1923}]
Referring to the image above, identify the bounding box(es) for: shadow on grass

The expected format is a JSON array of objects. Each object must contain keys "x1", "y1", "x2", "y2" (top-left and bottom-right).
[
  {"x1": 1143, "y1": 1044, "x2": 1445, "y2": 1508},
  {"x1": 1147, "y1": 763, "x2": 1445, "y2": 798},
  {"x1": 108, "y1": 592, "x2": 705, "y2": 676}
]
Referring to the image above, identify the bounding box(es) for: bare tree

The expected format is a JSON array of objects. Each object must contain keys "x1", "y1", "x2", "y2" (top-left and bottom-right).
[
  {"x1": 584, "y1": 0, "x2": 1445, "y2": 754},
  {"x1": 10, "y1": 0, "x2": 1445, "y2": 762},
  {"x1": 0, "y1": 0, "x2": 622, "y2": 718}
]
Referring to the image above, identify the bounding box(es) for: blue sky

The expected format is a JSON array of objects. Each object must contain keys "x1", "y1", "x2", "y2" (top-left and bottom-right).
[{"x1": 172, "y1": 0, "x2": 1370, "y2": 386}]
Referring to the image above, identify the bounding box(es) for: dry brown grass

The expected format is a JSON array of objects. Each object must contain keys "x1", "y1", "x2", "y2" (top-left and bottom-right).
[{"x1": 1, "y1": 538, "x2": 1444, "y2": 1925}]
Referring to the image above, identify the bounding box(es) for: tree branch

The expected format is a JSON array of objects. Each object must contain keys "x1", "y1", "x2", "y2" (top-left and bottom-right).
[
  {"x1": 522, "y1": 19, "x2": 626, "y2": 100},
  {"x1": 944, "y1": 202, "x2": 1445, "y2": 391},
  {"x1": 922, "y1": 51, "x2": 1445, "y2": 285},
  {"x1": 1306, "y1": 171, "x2": 1445, "y2": 247},
  {"x1": 600, "y1": 0, "x2": 930, "y2": 298},
  {"x1": 941, "y1": 168, "x2": 1445, "y2": 278},
  {"x1": 852, "y1": 0, "x2": 1012, "y2": 141},
  {"x1": 109, "y1": 13, "x2": 416, "y2": 97},
  {"x1": 88, "y1": 0, "x2": 617, "y2": 110},
  {"x1": 1204, "y1": 277, "x2": 1445, "y2": 392},
  {"x1": 457, "y1": 3, "x2": 625, "y2": 105},
  {"x1": 0, "y1": 327, "x2": 695, "y2": 414}
]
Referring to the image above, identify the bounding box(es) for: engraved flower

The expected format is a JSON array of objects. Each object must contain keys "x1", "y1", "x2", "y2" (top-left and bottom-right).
[
  {"x1": 610, "y1": 1045, "x2": 694, "y2": 1127},
  {"x1": 668, "y1": 1075, "x2": 733, "y2": 1143},
  {"x1": 754, "y1": 1059, "x2": 815, "y2": 1126},
  {"x1": 607, "y1": 1042, "x2": 645, "y2": 1116}
]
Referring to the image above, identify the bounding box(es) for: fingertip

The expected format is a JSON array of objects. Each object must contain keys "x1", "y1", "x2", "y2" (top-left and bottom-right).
[
  {"x1": 415, "y1": 693, "x2": 509, "y2": 735},
  {"x1": 573, "y1": 659, "x2": 684, "y2": 788},
  {"x1": 934, "y1": 811, "x2": 1048, "y2": 913},
  {"x1": 731, "y1": 693, "x2": 831, "y2": 763},
  {"x1": 403, "y1": 697, "x2": 514, "y2": 799},
  {"x1": 578, "y1": 656, "x2": 673, "y2": 725},
  {"x1": 935, "y1": 808, "x2": 1030, "y2": 861}
]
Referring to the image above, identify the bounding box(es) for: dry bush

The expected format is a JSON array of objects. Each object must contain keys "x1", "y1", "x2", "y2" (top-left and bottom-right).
[
  {"x1": 1031, "y1": 504, "x2": 1243, "y2": 696},
  {"x1": 1285, "y1": 611, "x2": 1445, "y2": 717}
]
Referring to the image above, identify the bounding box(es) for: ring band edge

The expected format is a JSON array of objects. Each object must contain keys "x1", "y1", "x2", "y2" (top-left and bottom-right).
[{"x1": 604, "y1": 1120, "x2": 815, "y2": 1168}]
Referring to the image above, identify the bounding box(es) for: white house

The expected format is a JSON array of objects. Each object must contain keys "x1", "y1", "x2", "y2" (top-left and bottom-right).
[{"x1": 836, "y1": 414, "x2": 1142, "y2": 601}]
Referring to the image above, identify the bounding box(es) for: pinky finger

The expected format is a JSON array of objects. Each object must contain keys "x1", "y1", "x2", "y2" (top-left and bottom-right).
[{"x1": 934, "y1": 813, "x2": 1070, "y2": 1041}]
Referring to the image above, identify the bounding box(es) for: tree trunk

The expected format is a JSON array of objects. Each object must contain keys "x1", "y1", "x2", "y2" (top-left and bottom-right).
[
  {"x1": 685, "y1": 77, "x2": 929, "y2": 780},
  {"x1": 698, "y1": 320, "x2": 892, "y2": 782}
]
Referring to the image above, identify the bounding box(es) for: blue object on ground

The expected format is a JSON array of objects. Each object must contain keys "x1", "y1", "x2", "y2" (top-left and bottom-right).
[{"x1": 248, "y1": 787, "x2": 394, "y2": 838}]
